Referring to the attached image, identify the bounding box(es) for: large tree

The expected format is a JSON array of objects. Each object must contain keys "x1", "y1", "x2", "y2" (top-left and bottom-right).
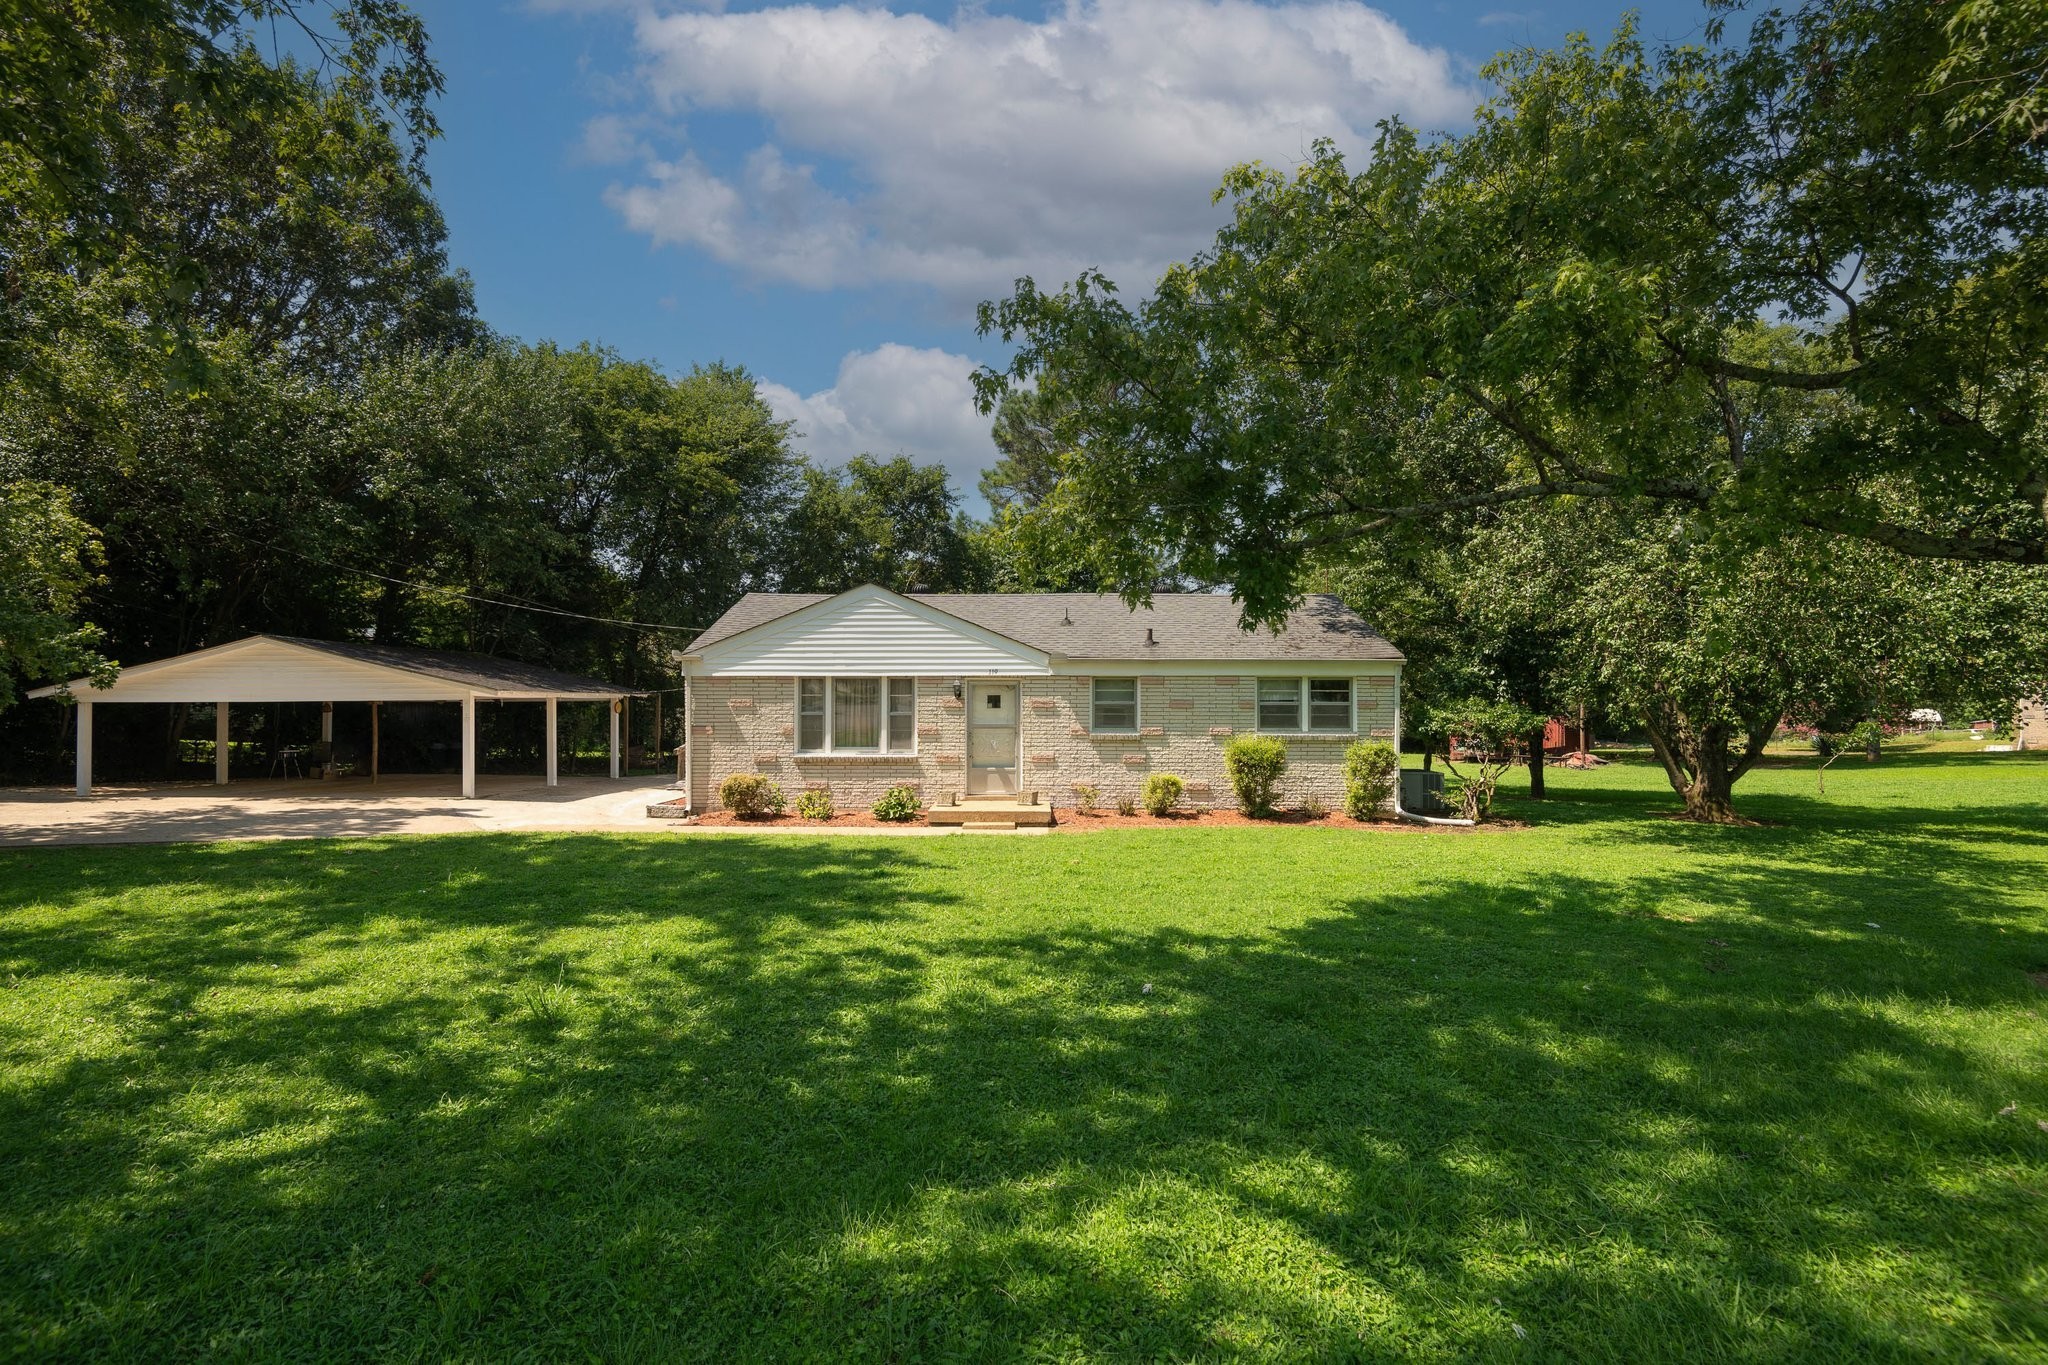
[
  {"x1": 1464, "y1": 502, "x2": 2048, "y2": 820},
  {"x1": 977, "y1": 0, "x2": 2048, "y2": 626},
  {"x1": 978, "y1": 388, "x2": 1065, "y2": 515},
  {"x1": 3, "y1": 0, "x2": 446, "y2": 380},
  {"x1": 777, "y1": 456, "x2": 988, "y2": 595}
]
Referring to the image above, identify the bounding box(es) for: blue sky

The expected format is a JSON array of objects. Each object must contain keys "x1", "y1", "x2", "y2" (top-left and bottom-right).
[{"x1": 407, "y1": 0, "x2": 1711, "y2": 507}]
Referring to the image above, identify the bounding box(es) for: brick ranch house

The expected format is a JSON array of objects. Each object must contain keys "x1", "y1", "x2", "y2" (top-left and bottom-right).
[{"x1": 676, "y1": 585, "x2": 1405, "y2": 814}]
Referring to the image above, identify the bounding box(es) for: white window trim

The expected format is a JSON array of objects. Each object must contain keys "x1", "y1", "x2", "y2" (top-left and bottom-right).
[
  {"x1": 794, "y1": 676, "x2": 919, "y2": 755},
  {"x1": 1256, "y1": 677, "x2": 1357, "y2": 735},
  {"x1": 1090, "y1": 677, "x2": 1140, "y2": 735}
]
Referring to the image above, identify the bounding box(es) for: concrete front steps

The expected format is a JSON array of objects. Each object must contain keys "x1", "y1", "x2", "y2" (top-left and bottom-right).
[{"x1": 927, "y1": 791, "x2": 1054, "y2": 830}]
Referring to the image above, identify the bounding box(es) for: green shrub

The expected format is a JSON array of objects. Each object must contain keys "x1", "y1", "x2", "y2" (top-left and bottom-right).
[
  {"x1": 871, "y1": 785, "x2": 922, "y2": 822},
  {"x1": 1140, "y1": 772, "x2": 1185, "y2": 817},
  {"x1": 1116, "y1": 796, "x2": 1137, "y2": 816},
  {"x1": 1300, "y1": 794, "x2": 1329, "y2": 820},
  {"x1": 1342, "y1": 740, "x2": 1399, "y2": 820},
  {"x1": 1223, "y1": 734, "x2": 1288, "y2": 817},
  {"x1": 1070, "y1": 783, "x2": 1100, "y2": 812},
  {"x1": 793, "y1": 788, "x2": 834, "y2": 820},
  {"x1": 1444, "y1": 770, "x2": 1499, "y2": 822},
  {"x1": 719, "y1": 772, "x2": 786, "y2": 817}
]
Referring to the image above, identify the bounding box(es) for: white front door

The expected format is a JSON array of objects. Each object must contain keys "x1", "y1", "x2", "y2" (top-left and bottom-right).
[{"x1": 967, "y1": 683, "x2": 1019, "y2": 794}]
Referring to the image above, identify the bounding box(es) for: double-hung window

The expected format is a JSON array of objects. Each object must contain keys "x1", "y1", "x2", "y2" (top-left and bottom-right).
[
  {"x1": 1308, "y1": 679, "x2": 1353, "y2": 732},
  {"x1": 1091, "y1": 678, "x2": 1139, "y2": 733},
  {"x1": 1256, "y1": 678, "x2": 1354, "y2": 733},
  {"x1": 796, "y1": 677, "x2": 917, "y2": 753}
]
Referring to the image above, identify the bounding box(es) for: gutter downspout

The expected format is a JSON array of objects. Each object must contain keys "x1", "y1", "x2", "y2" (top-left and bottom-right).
[{"x1": 1389, "y1": 663, "x2": 1476, "y2": 828}]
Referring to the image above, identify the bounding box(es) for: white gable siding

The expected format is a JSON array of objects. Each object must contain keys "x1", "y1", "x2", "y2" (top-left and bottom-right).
[
  {"x1": 81, "y1": 640, "x2": 472, "y2": 703},
  {"x1": 698, "y1": 591, "x2": 1049, "y2": 677}
]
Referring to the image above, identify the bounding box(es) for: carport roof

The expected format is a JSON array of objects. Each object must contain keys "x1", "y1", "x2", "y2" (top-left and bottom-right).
[
  {"x1": 27, "y1": 634, "x2": 628, "y2": 702},
  {"x1": 261, "y1": 636, "x2": 627, "y2": 696}
]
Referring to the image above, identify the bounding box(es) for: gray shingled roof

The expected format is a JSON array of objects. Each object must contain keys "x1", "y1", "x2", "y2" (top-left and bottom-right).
[
  {"x1": 269, "y1": 636, "x2": 628, "y2": 695},
  {"x1": 684, "y1": 592, "x2": 1403, "y2": 663}
]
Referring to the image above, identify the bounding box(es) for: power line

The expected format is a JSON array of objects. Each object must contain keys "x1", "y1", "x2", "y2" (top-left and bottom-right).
[{"x1": 223, "y1": 532, "x2": 709, "y2": 636}]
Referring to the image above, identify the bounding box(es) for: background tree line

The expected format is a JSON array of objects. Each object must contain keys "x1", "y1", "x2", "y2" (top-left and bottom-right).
[{"x1": 0, "y1": 1, "x2": 997, "y2": 779}]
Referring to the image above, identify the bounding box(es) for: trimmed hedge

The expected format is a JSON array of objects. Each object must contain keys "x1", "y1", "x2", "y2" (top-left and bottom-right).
[
  {"x1": 719, "y1": 773, "x2": 785, "y2": 817},
  {"x1": 1343, "y1": 741, "x2": 1399, "y2": 820},
  {"x1": 1140, "y1": 773, "x2": 1185, "y2": 817},
  {"x1": 1223, "y1": 735, "x2": 1288, "y2": 817}
]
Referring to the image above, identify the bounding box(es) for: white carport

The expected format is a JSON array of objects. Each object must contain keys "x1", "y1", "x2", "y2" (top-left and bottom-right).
[{"x1": 29, "y1": 635, "x2": 630, "y2": 799}]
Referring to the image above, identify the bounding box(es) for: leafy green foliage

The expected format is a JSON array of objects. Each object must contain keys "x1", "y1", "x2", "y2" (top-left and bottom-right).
[
  {"x1": 871, "y1": 785, "x2": 922, "y2": 822},
  {"x1": 1433, "y1": 698, "x2": 1544, "y2": 822},
  {"x1": 1069, "y1": 783, "x2": 1100, "y2": 813},
  {"x1": 978, "y1": 1, "x2": 2048, "y2": 631},
  {"x1": 1463, "y1": 502, "x2": 2048, "y2": 820},
  {"x1": 977, "y1": 387, "x2": 1065, "y2": 515},
  {"x1": 0, "y1": 338, "x2": 798, "y2": 753},
  {"x1": 777, "y1": 456, "x2": 986, "y2": 594},
  {"x1": 2, "y1": 1, "x2": 451, "y2": 384},
  {"x1": 1341, "y1": 741, "x2": 1398, "y2": 821},
  {"x1": 1139, "y1": 772, "x2": 1184, "y2": 817},
  {"x1": 792, "y1": 788, "x2": 834, "y2": 821},
  {"x1": 717, "y1": 773, "x2": 785, "y2": 817},
  {"x1": 0, "y1": 482, "x2": 117, "y2": 709},
  {"x1": 1222, "y1": 735, "x2": 1288, "y2": 817}
]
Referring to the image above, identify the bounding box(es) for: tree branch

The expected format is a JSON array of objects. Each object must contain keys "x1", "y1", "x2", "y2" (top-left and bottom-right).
[{"x1": 1794, "y1": 508, "x2": 2048, "y2": 565}]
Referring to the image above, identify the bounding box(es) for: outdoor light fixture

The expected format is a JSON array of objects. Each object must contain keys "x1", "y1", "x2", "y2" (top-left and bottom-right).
[{"x1": 949, "y1": 679, "x2": 964, "y2": 700}]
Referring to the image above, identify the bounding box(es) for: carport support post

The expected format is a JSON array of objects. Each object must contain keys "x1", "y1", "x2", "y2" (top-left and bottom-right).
[
  {"x1": 215, "y1": 703, "x2": 230, "y2": 785},
  {"x1": 461, "y1": 695, "x2": 477, "y2": 799},
  {"x1": 545, "y1": 697, "x2": 558, "y2": 787},
  {"x1": 609, "y1": 700, "x2": 621, "y2": 779},
  {"x1": 74, "y1": 699, "x2": 93, "y2": 797},
  {"x1": 320, "y1": 702, "x2": 333, "y2": 779}
]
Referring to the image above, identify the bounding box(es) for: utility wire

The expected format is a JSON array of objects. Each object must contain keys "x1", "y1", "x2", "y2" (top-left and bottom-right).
[{"x1": 223, "y1": 531, "x2": 709, "y2": 636}]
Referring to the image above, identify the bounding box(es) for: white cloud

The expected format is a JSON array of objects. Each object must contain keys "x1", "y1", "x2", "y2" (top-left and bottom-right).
[
  {"x1": 759, "y1": 345, "x2": 999, "y2": 493},
  {"x1": 596, "y1": 0, "x2": 1471, "y2": 303}
]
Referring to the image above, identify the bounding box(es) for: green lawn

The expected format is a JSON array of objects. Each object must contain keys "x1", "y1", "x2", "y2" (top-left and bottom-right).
[{"x1": 3, "y1": 754, "x2": 2046, "y2": 1361}]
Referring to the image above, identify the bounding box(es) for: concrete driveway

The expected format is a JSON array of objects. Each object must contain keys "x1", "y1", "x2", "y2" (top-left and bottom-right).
[{"x1": 0, "y1": 774, "x2": 680, "y2": 847}]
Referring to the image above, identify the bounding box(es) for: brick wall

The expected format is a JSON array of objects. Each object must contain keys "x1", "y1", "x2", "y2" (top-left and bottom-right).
[
  {"x1": 687, "y1": 676, "x2": 961, "y2": 810},
  {"x1": 1017, "y1": 673, "x2": 1397, "y2": 810},
  {"x1": 687, "y1": 671, "x2": 1400, "y2": 812}
]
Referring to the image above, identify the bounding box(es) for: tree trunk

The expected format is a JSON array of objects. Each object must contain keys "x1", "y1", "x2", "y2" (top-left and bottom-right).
[
  {"x1": 165, "y1": 705, "x2": 190, "y2": 781},
  {"x1": 1527, "y1": 727, "x2": 1546, "y2": 799},
  {"x1": 1676, "y1": 762, "x2": 1742, "y2": 822},
  {"x1": 1642, "y1": 716, "x2": 1752, "y2": 823}
]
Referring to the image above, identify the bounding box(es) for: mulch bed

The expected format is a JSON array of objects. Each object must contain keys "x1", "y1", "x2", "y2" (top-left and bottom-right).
[
  {"x1": 659, "y1": 803, "x2": 1517, "y2": 832},
  {"x1": 681, "y1": 809, "x2": 933, "y2": 829},
  {"x1": 1054, "y1": 808, "x2": 1512, "y2": 832}
]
